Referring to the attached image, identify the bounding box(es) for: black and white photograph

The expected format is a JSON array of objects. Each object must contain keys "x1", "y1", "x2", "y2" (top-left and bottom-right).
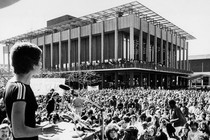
[{"x1": 0, "y1": 0, "x2": 210, "y2": 140}]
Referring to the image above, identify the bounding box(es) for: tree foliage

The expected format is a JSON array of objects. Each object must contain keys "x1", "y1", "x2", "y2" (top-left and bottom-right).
[
  {"x1": 0, "y1": 68, "x2": 12, "y2": 87},
  {"x1": 33, "y1": 70, "x2": 63, "y2": 78},
  {"x1": 67, "y1": 71, "x2": 101, "y2": 88},
  {"x1": 33, "y1": 70, "x2": 101, "y2": 88}
]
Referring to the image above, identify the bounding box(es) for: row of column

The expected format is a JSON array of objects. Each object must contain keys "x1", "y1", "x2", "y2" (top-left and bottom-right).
[
  {"x1": 39, "y1": 15, "x2": 189, "y2": 71},
  {"x1": 2, "y1": 15, "x2": 189, "y2": 72},
  {"x1": 137, "y1": 17, "x2": 189, "y2": 70}
]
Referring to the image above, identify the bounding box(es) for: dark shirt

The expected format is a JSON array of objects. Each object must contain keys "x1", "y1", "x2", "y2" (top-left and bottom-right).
[
  {"x1": 4, "y1": 81, "x2": 38, "y2": 140},
  {"x1": 169, "y1": 106, "x2": 186, "y2": 127},
  {"x1": 46, "y1": 98, "x2": 55, "y2": 116}
]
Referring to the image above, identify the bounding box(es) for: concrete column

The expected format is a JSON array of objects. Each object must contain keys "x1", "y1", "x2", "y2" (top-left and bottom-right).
[
  {"x1": 123, "y1": 74, "x2": 127, "y2": 88},
  {"x1": 7, "y1": 44, "x2": 10, "y2": 72},
  {"x1": 78, "y1": 27, "x2": 81, "y2": 69},
  {"x1": 43, "y1": 35, "x2": 46, "y2": 70},
  {"x1": 171, "y1": 32, "x2": 174, "y2": 68},
  {"x1": 160, "y1": 29, "x2": 163, "y2": 65},
  {"x1": 68, "y1": 29, "x2": 71, "y2": 70},
  {"x1": 148, "y1": 73, "x2": 151, "y2": 88},
  {"x1": 175, "y1": 34, "x2": 178, "y2": 69},
  {"x1": 140, "y1": 73, "x2": 143, "y2": 87},
  {"x1": 89, "y1": 24, "x2": 92, "y2": 63},
  {"x1": 115, "y1": 17, "x2": 118, "y2": 61},
  {"x1": 154, "y1": 74, "x2": 157, "y2": 89},
  {"x1": 165, "y1": 30, "x2": 168, "y2": 67},
  {"x1": 166, "y1": 75, "x2": 170, "y2": 89},
  {"x1": 101, "y1": 21, "x2": 104, "y2": 63},
  {"x1": 183, "y1": 38, "x2": 186, "y2": 70},
  {"x1": 176, "y1": 76, "x2": 179, "y2": 87},
  {"x1": 130, "y1": 15, "x2": 134, "y2": 60},
  {"x1": 126, "y1": 38, "x2": 128, "y2": 60},
  {"x1": 179, "y1": 36, "x2": 182, "y2": 69},
  {"x1": 50, "y1": 34, "x2": 53, "y2": 70},
  {"x1": 146, "y1": 22, "x2": 151, "y2": 62},
  {"x1": 160, "y1": 74, "x2": 163, "y2": 88},
  {"x1": 115, "y1": 72, "x2": 118, "y2": 89},
  {"x1": 154, "y1": 26, "x2": 157, "y2": 64},
  {"x1": 139, "y1": 19, "x2": 143, "y2": 61},
  {"x1": 186, "y1": 42, "x2": 189, "y2": 71},
  {"x1": 101, "y1": 73, "x2": 104, "y2": 89},
  {"x1": 130, "y1": 72, "x2": 134, "y2": 87},
  {"x1": 58, "y1": 32, "x2": 62, "y2": 70}
]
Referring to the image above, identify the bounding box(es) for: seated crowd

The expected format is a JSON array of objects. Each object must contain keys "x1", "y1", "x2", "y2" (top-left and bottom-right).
[{"x1": 0, "y1": 87, "x2": 210, "y2": 140}]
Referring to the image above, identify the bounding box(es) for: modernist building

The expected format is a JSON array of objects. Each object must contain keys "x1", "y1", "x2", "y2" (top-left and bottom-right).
[
  {"x1": 0, "y1": 1, "x2": 195, "y2": 89},
  {"x1": 188, "y1": 54, "x2": 210, "y2": 88}
]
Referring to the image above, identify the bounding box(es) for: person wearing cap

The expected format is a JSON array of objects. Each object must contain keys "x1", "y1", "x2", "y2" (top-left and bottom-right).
[
  {"x1": 0, "y1": 123, "x2": 10, "y2": 140},
  {"x1": 4, "y1": 42, "x2": 59, "y2": 140}
]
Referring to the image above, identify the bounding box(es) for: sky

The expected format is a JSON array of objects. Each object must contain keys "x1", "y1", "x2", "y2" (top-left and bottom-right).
[{"x1": 0, "y1": 0, "x2": 210, "y2": 64}]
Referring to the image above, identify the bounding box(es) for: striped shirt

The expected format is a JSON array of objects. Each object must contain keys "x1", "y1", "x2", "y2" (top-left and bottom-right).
[{"x1": 4, "y1": 81, "x2": 38, "y2": 140}]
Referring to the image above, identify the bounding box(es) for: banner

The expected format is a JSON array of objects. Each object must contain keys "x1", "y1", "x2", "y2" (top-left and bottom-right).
[
  {"x1": 31, "y1": 78, "x2": 65, "y2": 96},
  {"x1": 87, "y1": 85, "x2": 99, "y2": 91}
]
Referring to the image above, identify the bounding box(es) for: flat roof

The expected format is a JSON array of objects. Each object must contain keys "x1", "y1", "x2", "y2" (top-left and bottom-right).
[
  {"x1": 0, "y1": 1, "x2": 195, "y2": 45},
  {"x1": 189, "y1": 54, "x2": 210, "y2": 60}
]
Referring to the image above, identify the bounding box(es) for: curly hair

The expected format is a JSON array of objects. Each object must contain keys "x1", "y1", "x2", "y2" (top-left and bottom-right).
[{"x1": 10, "y1": 42, "x2": 42, "y2": 74}]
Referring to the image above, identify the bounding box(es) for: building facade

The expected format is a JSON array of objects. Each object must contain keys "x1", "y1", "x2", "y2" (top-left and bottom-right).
[
  {"x1": 189, "y1": 54, "x2": 210, "y2": 88},
  {"x1": 0, "y1": 1, "x2": 195, "y2": 89}
]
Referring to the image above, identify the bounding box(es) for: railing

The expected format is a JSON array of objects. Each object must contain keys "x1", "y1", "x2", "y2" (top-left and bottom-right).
[{"x1": 48, "y1": 61, "x2": 192, "y2": 74}]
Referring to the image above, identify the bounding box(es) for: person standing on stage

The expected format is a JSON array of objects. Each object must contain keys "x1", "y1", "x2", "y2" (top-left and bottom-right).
[
  {"x1": 46, "y1": 92, "x2": 59, "y2": 118},
  {"x1": 4, "y1": 42, "x2": 59, "y2": 140}
]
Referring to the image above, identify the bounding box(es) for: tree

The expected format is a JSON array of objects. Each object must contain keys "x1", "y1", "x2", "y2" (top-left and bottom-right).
[
  {"x1": 67, "y1": 71, "x2": 101, "y2": 89},
  {"x1": 32, "y1": 70, "x2": 102, "y2": 89},
  {"x1": 0, "y1": 68, "x2": 12, "y2": 87},
  {"x1": 33, "y1": 70, "x2": 62, "y2": 78}
]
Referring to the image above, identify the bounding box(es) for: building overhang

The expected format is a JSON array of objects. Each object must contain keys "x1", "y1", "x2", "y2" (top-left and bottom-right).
[
  {"x1": 180, "y1": 72, "x2": 210, "y2": 80},
  {"x1": 0, "y1": 1, "x2": 195, "y2": 45}
]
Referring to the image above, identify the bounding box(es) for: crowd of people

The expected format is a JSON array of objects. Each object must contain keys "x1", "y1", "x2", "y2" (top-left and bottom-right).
[
  {"x1": 0, "y1": 40, "x2": 209, "y2": 140},
  {"x1": 1, "y1": 87, "x2": 210, "y2": 140}
]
